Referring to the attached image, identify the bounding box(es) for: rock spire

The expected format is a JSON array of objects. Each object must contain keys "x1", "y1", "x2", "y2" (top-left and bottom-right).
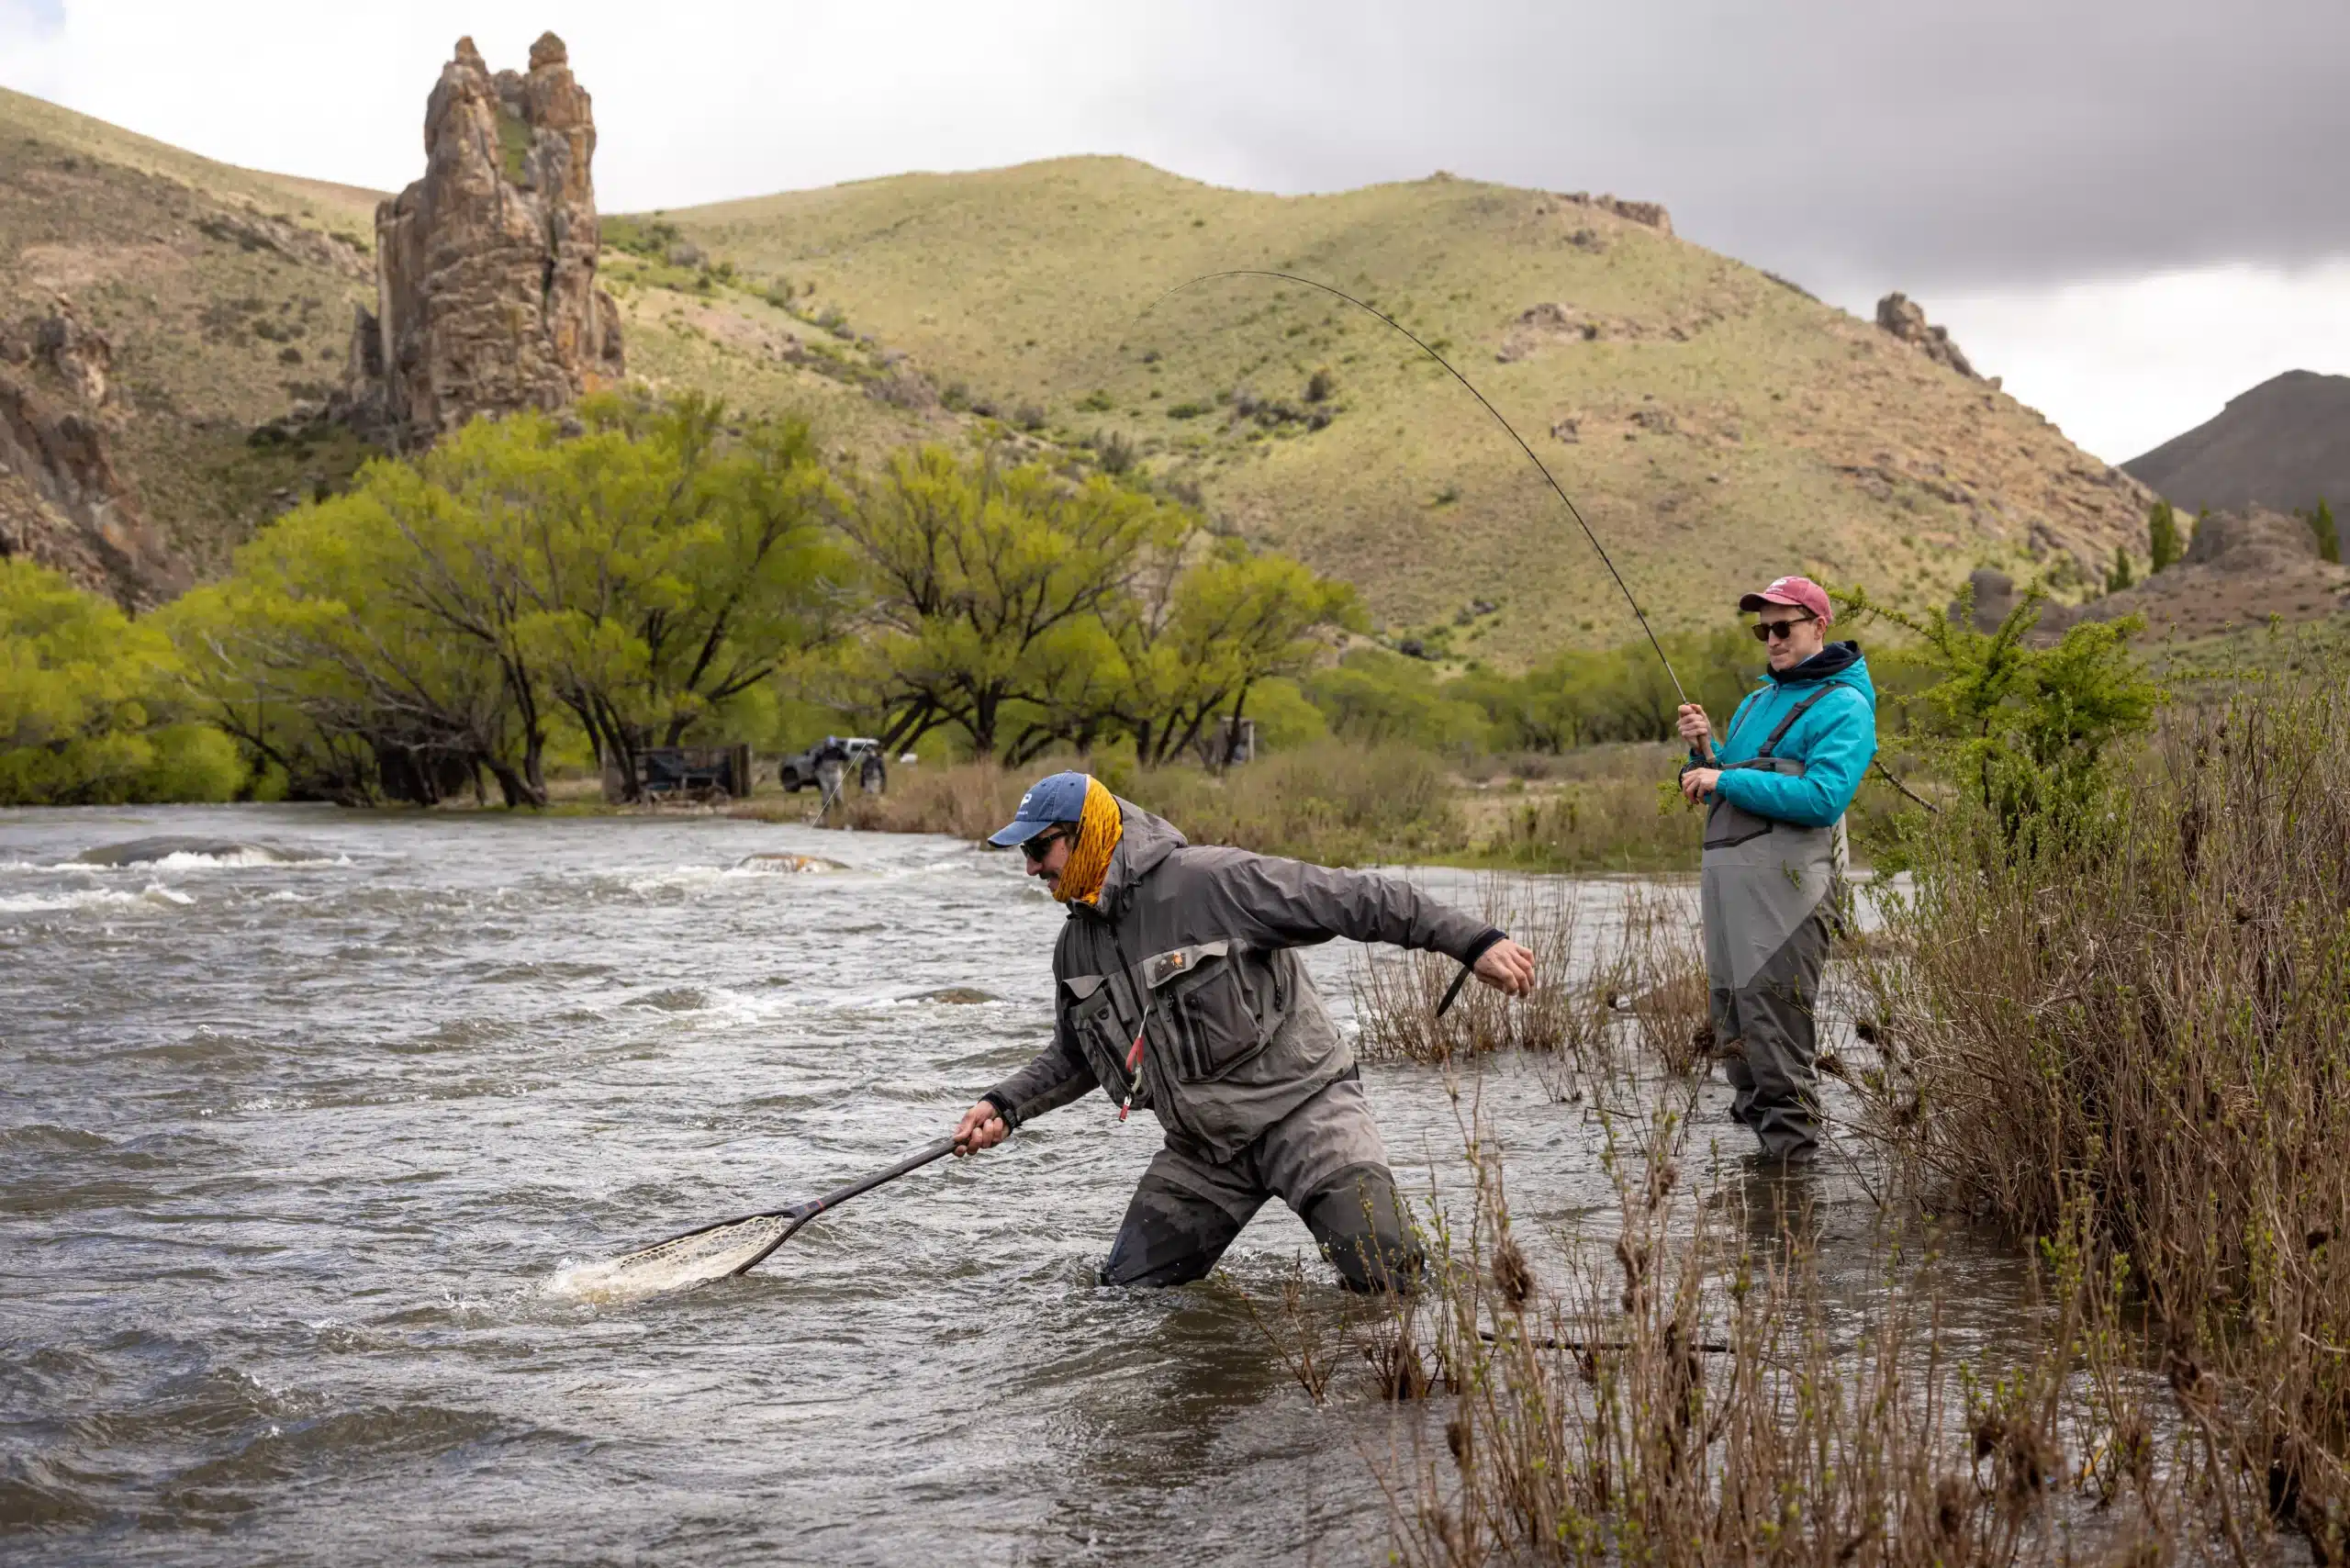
[{"x1": 346, "y1": 32, "x2": 624, "y2": 446}]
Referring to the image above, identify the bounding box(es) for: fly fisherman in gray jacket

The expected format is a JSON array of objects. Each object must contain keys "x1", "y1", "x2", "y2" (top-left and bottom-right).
[{"x1": 950, "y1": 770, "x2": 1537, "y2": 1290}]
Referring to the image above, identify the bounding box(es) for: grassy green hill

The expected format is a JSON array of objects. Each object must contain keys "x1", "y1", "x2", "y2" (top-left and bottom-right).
[
  {"x1": 0, "y1": 85, "x2": 392, "y2": 577},
  {"x1": 654, "y1": 157, "x2": 2159, "y2": 658},
  {"x1": 2, "y1": 84, "x2": 2159, "y2": 663}
]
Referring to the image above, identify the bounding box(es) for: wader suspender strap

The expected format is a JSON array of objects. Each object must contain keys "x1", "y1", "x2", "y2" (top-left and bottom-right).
[
  {"x1": 1752, "y1": 686, "x2": 1837, "y2": 761},
  {"x1": 1703, "y1": 685, "x2": 1841, "y2": 852}
]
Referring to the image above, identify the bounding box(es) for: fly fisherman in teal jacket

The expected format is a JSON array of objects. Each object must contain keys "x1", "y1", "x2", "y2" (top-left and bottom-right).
[
  {"x1": 1675, "y1": 577, "x2": 1876, "y2": 1162},
  {"x1": 948, "y1": 770, "x2": 1536, "y2": 1290}
]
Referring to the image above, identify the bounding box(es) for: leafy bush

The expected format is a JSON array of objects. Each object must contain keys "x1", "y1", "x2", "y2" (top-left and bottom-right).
[
  {"x1": 2147, "y1": 498, "x2": 2181, "y2": 572},
  {"x1": 1302, "y1": 647, "x2": 1490, "y2": 752},
  {"x1": 1841, "y1": 580, "x2": 2156, "y2": 855},
  {"x1": 0, "y1": 559, "x2": 245, "y2": 804},
  {"x1": 1091, "y1": 429, "x2": 1137, "y2": 476},
  {"x1": 2307, "y1": 496, "x2": 2341, "y2": 564}
]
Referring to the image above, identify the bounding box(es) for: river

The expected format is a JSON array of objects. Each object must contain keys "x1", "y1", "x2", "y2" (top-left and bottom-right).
[{"x1": 1, "y1": 804, "x2": 2031, "y2": 1565}]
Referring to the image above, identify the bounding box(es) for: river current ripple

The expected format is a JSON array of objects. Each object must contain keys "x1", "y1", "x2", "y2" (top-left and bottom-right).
[{"x1": 0, "y1": 804, "x2": 2018, "y2": 1565}]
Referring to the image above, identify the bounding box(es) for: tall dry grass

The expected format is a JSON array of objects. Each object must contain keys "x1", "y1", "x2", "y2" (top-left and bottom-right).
[
  {"x1": 803, "y1": 742, "x2": 1465, "y2": 866},
  {"x1": 1853, "y1": 677, "x2": 2350, "y2": 1558},
  {"x1": 1351, "y1": 879, "x2": 1710, "y2": 1086},
  {"x1": 1235, "y1": 1067, "x2": 2183, "y2": 1566},
  {"x1": 1352, "y1": 878, "x2": 1611, "y2": 1070},
  {"x1": 1378, "y1": 1112, "x2": 2174, "y2": 1567},
  {"x1": 1476, "y1": 778, "x2": 1701, "y2": 873}
]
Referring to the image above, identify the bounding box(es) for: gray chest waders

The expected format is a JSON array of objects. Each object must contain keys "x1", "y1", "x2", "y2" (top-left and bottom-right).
[{"x1": 1698, "y1": 687, "x2": 1845, "y2": 1159}]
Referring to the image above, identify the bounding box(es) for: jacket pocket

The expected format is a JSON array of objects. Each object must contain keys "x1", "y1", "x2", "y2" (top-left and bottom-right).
[
  {"x1": 1146, "y1": 941, "x2": 1272, "y2": 1082},
  {"x1": 1063, "y1": 974, "x2": 1147, "y2": 1109}
]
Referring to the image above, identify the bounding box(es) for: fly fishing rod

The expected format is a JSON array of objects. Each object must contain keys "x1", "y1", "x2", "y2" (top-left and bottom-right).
[
  {"x1": 1139, "y1": 270, "x2": 1714, "y2": 1013},
  {"x1": 1136, "y1": 269, "x2": 1698, "y2": 718}
]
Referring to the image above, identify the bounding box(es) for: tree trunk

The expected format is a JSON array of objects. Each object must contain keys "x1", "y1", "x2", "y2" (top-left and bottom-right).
[
  {"x1": 487, "y1": 761, "x2": 538, "y2": 809},
  {"x1": 1219, "y1": 683, "x2": 1254, "y2": 773}
]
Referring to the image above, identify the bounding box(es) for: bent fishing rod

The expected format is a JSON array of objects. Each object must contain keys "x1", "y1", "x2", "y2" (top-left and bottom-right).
[
  {"x1": 1141, "y1": 273, "x2": 1942, "y2": 814},
  {"x1": 1140, "y1": 270, "x2": 1728, "y2": 1008},
  {"x1": 1136, "y1": 269, "x2": 1699, "y2": 725}
]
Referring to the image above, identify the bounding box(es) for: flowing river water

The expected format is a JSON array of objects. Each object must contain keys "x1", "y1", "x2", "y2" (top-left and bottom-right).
[{"x1": 1, "y1": 805, "x2": 2043, "y2": 1565}]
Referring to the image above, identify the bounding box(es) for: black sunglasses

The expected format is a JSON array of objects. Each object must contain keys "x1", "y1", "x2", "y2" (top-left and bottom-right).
[
  {"x1": 1019, "y1": 826, "x2": 1069, "y2": 862},
  {"x1": 1751, "y1": 614, "x2": 1817, "y2": 643}
]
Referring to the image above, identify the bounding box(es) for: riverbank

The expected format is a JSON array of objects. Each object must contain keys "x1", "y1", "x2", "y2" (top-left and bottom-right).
[{"x1": 719, "y1": 740, "x2": 1916, "y2": 873}]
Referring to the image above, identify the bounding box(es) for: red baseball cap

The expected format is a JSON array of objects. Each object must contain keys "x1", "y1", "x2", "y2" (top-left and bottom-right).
[{"x1": 1738, "y1": 575, "x2": 1831, "y2": 625}]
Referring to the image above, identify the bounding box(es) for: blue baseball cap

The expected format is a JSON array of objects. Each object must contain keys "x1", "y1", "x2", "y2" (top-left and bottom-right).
[{"x1": 986, "y1": 770, "x2": 1092, "y2": 848}]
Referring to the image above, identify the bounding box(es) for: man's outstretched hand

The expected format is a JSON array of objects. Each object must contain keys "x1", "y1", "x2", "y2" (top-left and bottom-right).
[
  {"x1": 952, "y1": 1099, "x2": 1009, "y2": 1158},
  {"x1": 1473, "y1": 937, "x2": 1538, "y2": 997}
]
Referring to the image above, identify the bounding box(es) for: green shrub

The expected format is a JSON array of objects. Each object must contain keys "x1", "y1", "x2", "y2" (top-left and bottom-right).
[
  {"x1": 0, "y1": 559, "x2": 245, "y2": 804},
  {"x1": 2308, "y1": 497, "x2": 2341, "y2": 564},
  {"x1": 1303, "y1": 648, "x2": 1490, "y2": 752},
  {"x1": 2148, "y1": 498, "x2": 2181, "y2": 572}
]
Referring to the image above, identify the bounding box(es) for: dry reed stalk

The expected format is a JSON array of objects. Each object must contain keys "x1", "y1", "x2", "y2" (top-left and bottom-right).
[
  {"x1": 1607, "y1": 884, "x2": 1713, "y2": 1076},
  {"x1": 1356, "y1": 1080, "x2": 2178, "y2": 1568},
  {"x1": 1852, "y1": 678, "x2": 2350, "y2": 1560},
  {"x1": 1351, "y1": 876, "x2": 1612, "y2": 1071}
]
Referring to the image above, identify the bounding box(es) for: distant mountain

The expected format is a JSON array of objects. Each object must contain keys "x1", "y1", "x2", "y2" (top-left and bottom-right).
[{"x1": 2124, "y1": 370, "x2": 2350, "y2": 516}]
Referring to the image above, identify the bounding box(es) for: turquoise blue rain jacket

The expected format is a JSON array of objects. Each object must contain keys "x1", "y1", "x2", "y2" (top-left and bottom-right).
[{"x1": 1698, "y1": 642, "x2": 1878, "y2": 826}]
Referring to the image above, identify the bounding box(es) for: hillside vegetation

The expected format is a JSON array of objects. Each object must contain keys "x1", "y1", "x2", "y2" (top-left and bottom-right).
[
  {"x1": 653, "y1": 156, "x2": 2157, "y2": 659},
  {"x1": 1, "y1": 84, "x2": 2160, "y2": 666},
  {"x1": 0, "y1": 87, "x2": 980, "y2": 586},
  {"x1": 0, "y1": 85, "x2": 385, "y2": 575}
]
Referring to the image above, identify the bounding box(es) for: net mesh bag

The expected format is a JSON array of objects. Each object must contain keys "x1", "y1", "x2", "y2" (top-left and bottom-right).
[{"x1": 547, "y1": 1213, "x2": 792, "y2": 1302}]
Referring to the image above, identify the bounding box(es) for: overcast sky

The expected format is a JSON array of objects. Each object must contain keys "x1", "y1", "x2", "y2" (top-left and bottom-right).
[{"x1": 6, "y1": 0, "x2": 2345, "y2": 463}]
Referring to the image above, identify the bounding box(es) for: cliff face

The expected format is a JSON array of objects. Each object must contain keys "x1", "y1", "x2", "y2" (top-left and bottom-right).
[
  {"x1": 348, "y1": 32, "x2": 624, "y2": 446},
  {"x1": 0, "y1": 299, "x2": 180, "y2": 609}
]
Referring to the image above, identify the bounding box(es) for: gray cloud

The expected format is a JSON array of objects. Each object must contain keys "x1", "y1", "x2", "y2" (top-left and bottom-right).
[{"x1": 1082, "y1": 0, "x2": 2350, "y2": 293}]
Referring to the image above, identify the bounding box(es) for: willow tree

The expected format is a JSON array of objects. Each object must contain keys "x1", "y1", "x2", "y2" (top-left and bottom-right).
[
  {"x1": 828, "y1": 445, "x2": 1182, "y2": 760},
  {"x1": 163, "y1": 467, "x2": 543, "y2": 805},
  {"x1": 1113, "y1": 537, "x2": 1360, "y2": 767},
  {"x1": 479, "y1": 396, "x2": 848, "y2": 795},
  {"x1": 166, "y1": 397, "x2": 848, "y2": 805},
  {"x1": 0, "y1": 558, "x2": 243, "y2": 805}
]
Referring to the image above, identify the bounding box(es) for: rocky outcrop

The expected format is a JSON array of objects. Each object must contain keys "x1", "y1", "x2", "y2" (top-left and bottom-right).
[
  {"x1": 345, "y1": 32, "x2": 624, "y2": 447},
  {"x1": 1955, "y1": 508, "x2": 2350, "y2": 644},
  {"x1": 0, "y1": 300, "x2": 179, "y2": 608},
  {"x1": 1875, "y1": 293, "x2": 1981, "y2": 380},
  {"x1": 1554, "y1": 192, "x2": 1673, "y2": 234}
]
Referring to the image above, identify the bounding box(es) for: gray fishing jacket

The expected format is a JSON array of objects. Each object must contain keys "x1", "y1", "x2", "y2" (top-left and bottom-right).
[{"x1": 981, "y1": 801, "x2": 1504, "y2": 1161}]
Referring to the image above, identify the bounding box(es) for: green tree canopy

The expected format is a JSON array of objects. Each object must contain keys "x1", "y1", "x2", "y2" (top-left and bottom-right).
[
  {"x1": 0, "y1": 558, "x2": 243, "y2": 804},
  {"x1": 826, "y1": 444, "x2": 1187, "y2": 762},
  {"x1": 1113, "y1": 535, "x2": 1360, "y2": 767},
  {"x1": 164, "y1": 398, "x2": 846, "y2": 804}
]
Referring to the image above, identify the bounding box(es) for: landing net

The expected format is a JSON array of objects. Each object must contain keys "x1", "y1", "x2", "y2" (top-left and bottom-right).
[{"x1": 546, "y1": 1213, "x2": 791, "y2": 1303}]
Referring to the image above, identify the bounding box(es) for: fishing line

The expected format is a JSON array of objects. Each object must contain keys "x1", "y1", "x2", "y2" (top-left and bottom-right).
[{"x1": 1134, "y1": 269, "x2": 1692, "y2": 707}]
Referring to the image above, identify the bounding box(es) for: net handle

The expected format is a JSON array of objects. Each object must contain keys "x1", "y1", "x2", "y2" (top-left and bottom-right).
[{"x1": 730, "y1": 1136, "x2": 960, "y2": 1276}]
